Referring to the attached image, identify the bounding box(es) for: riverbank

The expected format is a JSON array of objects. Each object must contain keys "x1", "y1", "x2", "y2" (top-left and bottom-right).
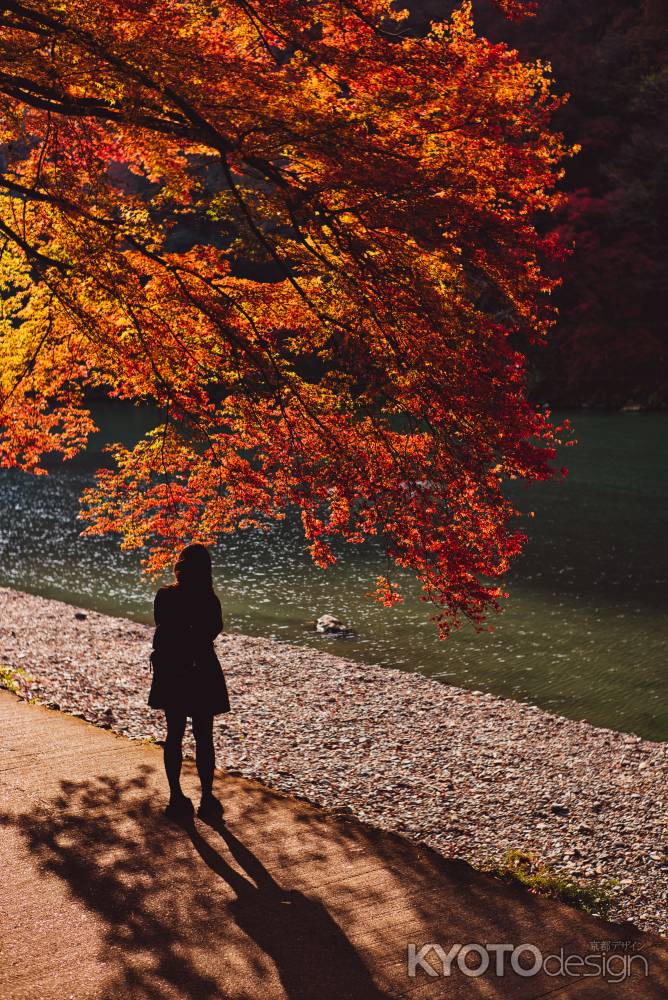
[{"x1": 0, "y1": 586, "x2": 665, "y2": 935}]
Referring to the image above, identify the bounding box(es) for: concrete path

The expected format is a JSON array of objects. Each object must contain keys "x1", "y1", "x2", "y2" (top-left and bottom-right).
[{"x1": 1, "y1": 690, "x2": 666, "y2": 999}]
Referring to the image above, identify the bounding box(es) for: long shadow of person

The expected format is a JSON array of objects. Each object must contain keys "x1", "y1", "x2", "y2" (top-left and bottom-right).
[
  {"x1": 182, "y1": 812, "x2": 390, "y2": 1000},
  {"x1": 3, "y1": 767, "x2": 391, "y2": 1000}
]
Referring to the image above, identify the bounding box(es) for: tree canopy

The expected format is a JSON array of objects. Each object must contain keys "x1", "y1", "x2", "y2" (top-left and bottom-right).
[{"x1": 0, "y1": 0, "x2": 570, "y2": 634}]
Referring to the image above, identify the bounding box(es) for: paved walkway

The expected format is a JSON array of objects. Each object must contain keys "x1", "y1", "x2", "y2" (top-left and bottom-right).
[{"x1": 1, "y1": 690, "x2": 666, "y2": 999}]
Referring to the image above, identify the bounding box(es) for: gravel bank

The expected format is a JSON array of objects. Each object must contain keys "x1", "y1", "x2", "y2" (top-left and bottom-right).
[{"x1": 1, "y1": 586, "x2": 666, "y2": 934}]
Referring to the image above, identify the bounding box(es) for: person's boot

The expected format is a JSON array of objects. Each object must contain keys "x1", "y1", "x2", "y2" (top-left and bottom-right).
[
  {"x1": 197, "y1": 792, "x2": 224, "y2": 823},
  {"x1": 164, "y1": 792, "x2": 194, "y2": 821}
]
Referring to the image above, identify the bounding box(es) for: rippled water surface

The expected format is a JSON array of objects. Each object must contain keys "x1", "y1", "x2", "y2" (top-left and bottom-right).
[{"x1": 0, "y1": 406, "x2": 666, "y2": 740}]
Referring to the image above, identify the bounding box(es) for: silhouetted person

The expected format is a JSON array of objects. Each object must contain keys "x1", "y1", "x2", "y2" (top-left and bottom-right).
[{"x1": 148, "y1": 543, "x2": 230, "y2": 821}]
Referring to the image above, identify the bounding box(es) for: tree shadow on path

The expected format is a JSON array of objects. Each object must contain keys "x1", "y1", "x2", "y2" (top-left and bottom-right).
[{"x1": 2, "y1": 768, "x2": 391, "y2": 1000}]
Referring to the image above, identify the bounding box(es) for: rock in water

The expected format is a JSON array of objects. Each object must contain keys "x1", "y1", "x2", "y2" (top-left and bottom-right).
[{"x1": 316, "y1": 614, "x2": 348, "y2": 634}]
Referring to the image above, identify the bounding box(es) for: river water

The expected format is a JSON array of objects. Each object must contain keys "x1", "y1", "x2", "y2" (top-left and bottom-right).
[{"x1": 0, "y1": 406, "x2": 665, "y2": 740}]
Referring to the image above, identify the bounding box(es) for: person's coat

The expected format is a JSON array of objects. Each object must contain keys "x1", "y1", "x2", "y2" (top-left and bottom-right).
[{"x1": 148, "y1": 584, "x2": 230, "y2": 716}]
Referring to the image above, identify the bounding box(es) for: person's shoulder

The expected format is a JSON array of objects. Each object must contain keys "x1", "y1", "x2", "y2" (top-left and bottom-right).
[{"x1": 155, "y1": 584, "x2": 178, "y2": 602}]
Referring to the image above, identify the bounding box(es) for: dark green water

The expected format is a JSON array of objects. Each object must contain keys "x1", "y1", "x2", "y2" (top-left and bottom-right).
[{"x1": 0, "y1": 406, "x2": 666, "y2": 740}]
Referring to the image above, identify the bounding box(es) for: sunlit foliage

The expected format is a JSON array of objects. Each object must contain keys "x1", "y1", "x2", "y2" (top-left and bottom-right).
[{"x1": 0, "y1": 1, "x2": 570, "y2": 633}]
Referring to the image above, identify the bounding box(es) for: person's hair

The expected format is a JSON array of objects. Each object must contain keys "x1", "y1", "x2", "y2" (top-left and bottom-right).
[{"x1": 174, "y1": 543, "x2": 214, "y2": 592}]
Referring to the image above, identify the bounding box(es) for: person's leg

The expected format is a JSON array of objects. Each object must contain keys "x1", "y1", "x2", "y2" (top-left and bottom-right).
[
  {"x1": 163, "y1": 709, "x2": 187, "y2": 801},
  {"x1": 192, "y1": 712, "x2": 215, "y2": 800}
]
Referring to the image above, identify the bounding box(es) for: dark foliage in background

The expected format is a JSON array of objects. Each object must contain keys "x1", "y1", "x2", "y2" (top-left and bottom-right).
[{"x1": 408, "y1": 1, "x2": 668, "y2": 407}]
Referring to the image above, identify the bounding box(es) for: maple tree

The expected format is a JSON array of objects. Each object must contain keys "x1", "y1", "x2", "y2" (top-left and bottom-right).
[{"x1": 0, "y1": 0, "x2": 570, "y2": 634}]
